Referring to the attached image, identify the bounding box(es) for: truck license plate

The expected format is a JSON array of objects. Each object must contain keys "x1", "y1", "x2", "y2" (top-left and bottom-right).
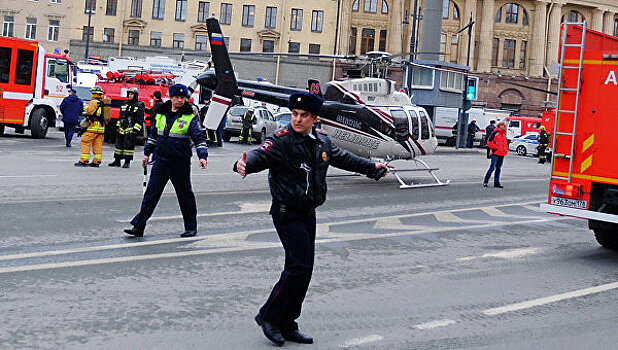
[{"x1": 550, "y1": 196, "x2": 587, "y2": 209}]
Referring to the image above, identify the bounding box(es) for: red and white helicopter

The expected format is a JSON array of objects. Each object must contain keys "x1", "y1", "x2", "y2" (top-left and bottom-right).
[{"x1": 194, "y1": 18, "x2": 449, "y2": 189}]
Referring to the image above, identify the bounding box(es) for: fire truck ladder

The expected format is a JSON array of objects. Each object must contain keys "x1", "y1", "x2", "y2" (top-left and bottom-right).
[{"x1": 551, "y1": 22, "x2": 587, "y2": 183}]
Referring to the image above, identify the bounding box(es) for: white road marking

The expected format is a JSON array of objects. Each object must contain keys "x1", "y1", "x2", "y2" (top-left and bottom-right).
[
  {"x1": 341, "y1": 335, "x2": 384, "y2": 348},
  {"x1": 0, "y1": 175, "x2": 57, "y2": 179},
  {"x1": 373, "y1": 217, "x2": 419, "y2": 230},
  {"x1": 457, "y1": 247, "x2": 542, "y2": 262},
  {"x1": 413, "y1": 319, "x2": 457, "y2": 330},
  {"x1": 483, "y1": 281, "x2": 618, "y2": 316},
  {"x1": 522, "y1": 204, "x2": 543, "y2": 212},
  {"x1": 480, "y1": 207, "x2": 508, "y2": 217},
  {"x1": 0, "y1": 216, "x2": 568, "y2": 274},
  {"x1": 434, "y1": 212, "x2": 466, "y2": 223}
]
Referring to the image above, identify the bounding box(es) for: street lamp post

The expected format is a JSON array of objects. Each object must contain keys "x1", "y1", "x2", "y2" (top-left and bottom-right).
[
  {"x1": 456, "y1": 13, "x2": 475, "y2": 149},
  {"x1": 84, "y1": 0, "x2": 94, "y2": 60},
  {"x1": 405, "y1": 0, "x2": 419, "y2": 97}
]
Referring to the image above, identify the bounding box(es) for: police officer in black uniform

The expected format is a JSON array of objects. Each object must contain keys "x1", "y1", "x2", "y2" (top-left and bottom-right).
[
  {"x1": 124, "y1": 84, "x2": 208, "y2": 238},
  {"x1": 235, "y1": 91, "x2": 389, "y2": 347}
]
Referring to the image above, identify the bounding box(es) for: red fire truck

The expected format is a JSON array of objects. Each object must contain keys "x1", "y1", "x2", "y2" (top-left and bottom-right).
[
  {"x1": 0, "y1": 36, "x2": 75, "y2": 138},
  {"x1": 540, "y1": 23, "x2": 618, "y2": 248}
]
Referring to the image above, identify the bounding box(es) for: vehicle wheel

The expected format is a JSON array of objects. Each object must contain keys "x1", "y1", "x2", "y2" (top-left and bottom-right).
[
  {"x1": 445, "y1": 137, "x2": 455, "y2": 147},
  {"x1": 256, "y1": 128, "x2": 266, "y2": 144},
  {"x1": 30, "y1": 108, "x2": 49, "y2": 139},
  {"x1": 0, "y1": 124, "x2": 4, "y2": 136},
  {"x1": 516, "y1": 145, "x2": 527, "y2": 156},
  {"x1": 222, "y1": 132, "x2": 231, "y2": 142},
  {"x1": 590, "y1": 220, "x2": 618, "y2": 249}
]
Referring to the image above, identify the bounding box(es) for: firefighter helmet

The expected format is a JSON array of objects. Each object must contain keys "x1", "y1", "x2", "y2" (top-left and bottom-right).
[
  {"x1": 91, "y1": 86, "x2": 104, "y2": 95},
  {"x1": 127, "y1": 87, "x2": 139, "y2": 99}
]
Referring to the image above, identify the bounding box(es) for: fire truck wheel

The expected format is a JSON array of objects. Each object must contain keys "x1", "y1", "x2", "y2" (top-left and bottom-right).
[
  {"x1": 591, "y1": 220, "x2": 618, "y2": 249},
  {"x1": 30, "y1": 108, "x2": 50, "y2": 139}
]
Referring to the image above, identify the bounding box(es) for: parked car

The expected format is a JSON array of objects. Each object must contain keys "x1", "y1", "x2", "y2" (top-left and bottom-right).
[
  {"x1": 274, "y1": 111, "x2": 292, "y2": 129},
  {"x1": 222, "y1": 105, "x2": 279, "y2": 143},
  {"x1": 509, "y1": 132, "x2": 539, "y2": 156}
]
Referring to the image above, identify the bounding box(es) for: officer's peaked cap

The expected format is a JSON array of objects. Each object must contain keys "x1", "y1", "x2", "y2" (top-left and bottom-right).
[
  {"x1": 169, "y1": 83, "x2": 190, "y2": 98},
  {"x1": 288, "y1": 91, "x2": 323, "y2": 116}
]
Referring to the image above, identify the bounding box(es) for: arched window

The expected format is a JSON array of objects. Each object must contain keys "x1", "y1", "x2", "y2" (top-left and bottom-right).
[
  {"x1": 364, "y1": 0, "x2": 378, "y2": 13},
  {"x1": 505, "y1": 3, "x2": 519, "y2": 24},
  {"x1": 442, "y1": 1, "x2": 460, "y2": 20},
  {"x1": 522, "y1": 9, "x2": 529, "y2": 25},
  {"x1": 562, "y1": 10, "x2": 585, "y2": 23},
  {"x1": 352, "y1": 0, "x2": 359, "y2": 12},
  {"x1": 496, "y1": 3, "x2": 527, "y2": 25},
  {"x1": 382, "y1": 0, "x2": 388, "y2": 14},
  {"x1": 614, "y1": 18, "x2": 618, "y2": 37}
]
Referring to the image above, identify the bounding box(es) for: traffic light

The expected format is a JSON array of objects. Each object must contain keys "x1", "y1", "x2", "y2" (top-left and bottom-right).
[{"x1": 466, "y1": 76, "x2": 479, "y2": 101}]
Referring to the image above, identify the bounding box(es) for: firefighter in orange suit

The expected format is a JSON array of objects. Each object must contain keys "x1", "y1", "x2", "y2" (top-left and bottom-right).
[{"x1": 75, "y1": 86, "x2": 106, "y2": 167}]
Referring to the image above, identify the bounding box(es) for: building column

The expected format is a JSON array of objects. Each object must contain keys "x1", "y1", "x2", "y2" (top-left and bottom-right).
[
  {"x1": 477, "y1": 0, "x2": 495, "y2": 72},
  {"x1": 337, "y1": 0, "x2": 351, "y2": 55},
  {"x1": 388, "y1": 0, "x2": 403, "y2": 54},
  {"x1": 458, "y1": 0, "x2": 477, "y2": 68},
  {"x1": 546, "y1": 2, "x2": 562, "y2": 67},
  {"x1": 591, "y1": 9, "x2": 604, "y2": 32},
  {"x1": 603, "y1": 11, "x2": 615, "y2": 36},
  {"x1": 530, "y1": 0, "x2": 547, "y2": 77}
]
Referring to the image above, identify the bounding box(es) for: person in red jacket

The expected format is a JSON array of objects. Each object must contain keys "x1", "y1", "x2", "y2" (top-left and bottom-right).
[{"x1": 483, "y1": 122, "x2": 508, "y2": 188}]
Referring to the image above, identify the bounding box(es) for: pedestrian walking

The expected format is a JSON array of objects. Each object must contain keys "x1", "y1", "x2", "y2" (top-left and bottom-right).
[
  {"x1": 59, "y1": 88, "x2": 83, "y2": 147},
  {"x1": 74, "y1": 86, "x2": 106, "y2": 167},
  {"x1": 109, "y1": 87, "x2": 144, "y2": 168},
  {"x1": 483, "y1": 121, "x2": 508, "y2": 188},
  {"x1": 467, "y1": 119, "x2": 480, "y2": 148},
  {"x1": 234, "y1": 91, "x2": 389, "y2": 347},
  {"x1": 484, "y1": 120, "x2": 496, "y2": 158},
  {"x1": 124, "y1": 84, "x2": 208, "y2": 238},
  {"x1": 238, "y1": 107, "x2": 255, "y2": 144},
  {"x1": 537, "y1": 126, "x2": 551, "y2": 164}
]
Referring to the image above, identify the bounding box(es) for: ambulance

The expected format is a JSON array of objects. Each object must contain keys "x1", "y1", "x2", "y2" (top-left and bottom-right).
[
  {"x1": 540, "y1": 24, "x2": 618, "y2": 248},
  {"x1": 0, "y1": 36, "x2": 75, "y2": 138}
]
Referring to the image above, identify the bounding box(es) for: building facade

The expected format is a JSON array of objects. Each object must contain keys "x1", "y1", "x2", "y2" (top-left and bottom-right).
[{"x1": 1, "y1": 0, "x2": 74, "y2": 54}]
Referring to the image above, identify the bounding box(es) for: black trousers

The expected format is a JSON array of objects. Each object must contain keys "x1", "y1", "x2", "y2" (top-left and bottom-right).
[
  {"x1": 130, "y1": 158, "x2": 197, "y2": 231},
  {"x1": 260, "y1": 203, "x2": 316, "y2": 330},
  {"x1": 114, "y1": 132, "x2": 136, "y2": 161}
]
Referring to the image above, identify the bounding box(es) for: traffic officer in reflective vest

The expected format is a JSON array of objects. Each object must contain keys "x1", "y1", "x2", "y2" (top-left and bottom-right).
[
  {"x1": 234, "y1": 91, "x2": 389, "y2": 346},
  {"x1": 109, "y1": 87, "x2": 144, "y2": 168},
  {"x1": 75, "y1": 86, "x2": 106, "y2": 167},
  {"x1": 238, "y1": 107, "x2": 255, "y2": 144},
  {"x1": 124, "y1": 84, "x2": 208, "y2": 238}
]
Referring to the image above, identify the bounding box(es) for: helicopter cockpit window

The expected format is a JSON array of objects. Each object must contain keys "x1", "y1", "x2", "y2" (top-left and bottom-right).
[
  {"x1": 420, "y1": 111, "x2": 430, "y2": 140},
  {"x1": 390, "y1": 109, "x2": 409, "y2": 141},
  {"x1": 323, "y1": 84, "x2": 344, "y2": 102},
  {"x1": 420, "y1": 111, "x2": 434, "y2": 137},
  {"x1": 408, "y1": 109, "x2": 420, "y2": 140},
  {"x1": 342, "y1": 94, "x2": 356, "y2": 104}
]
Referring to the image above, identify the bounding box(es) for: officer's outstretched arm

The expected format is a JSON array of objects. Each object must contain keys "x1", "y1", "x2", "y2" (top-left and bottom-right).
[
  {"x1": 234, "y1": 137, "x2": 282, "y2": 175},
  {"x1": 329, "y1": 142, "x2": 376, "y2": 176}
]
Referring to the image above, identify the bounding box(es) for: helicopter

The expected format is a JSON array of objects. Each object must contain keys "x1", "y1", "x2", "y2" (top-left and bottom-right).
[{"x1": 193, "y1": 17, "x2": 449, "y2": 189}]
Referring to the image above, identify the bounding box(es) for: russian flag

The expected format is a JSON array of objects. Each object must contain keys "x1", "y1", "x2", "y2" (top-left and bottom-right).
[{"x1": 211, "y1": 33, "x2": 224, "y2": 46}]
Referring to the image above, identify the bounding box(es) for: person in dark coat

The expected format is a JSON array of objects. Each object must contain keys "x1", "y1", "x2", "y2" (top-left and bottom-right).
[
  {"x1": 234, "y1": 91, "x2": 389, "y2": 347},
  {"x1": 484, "y1": 120, "x2": 496, "y2": 158},
  {"x1": 59, "y1": 88, "x2": 83, "y2": 147},
  {"x1": 466, "y1": 119, "x2": 480, "y2": 148},
  {"x1": 145, "y1": 90, "x2": 164, "y2": 136}
]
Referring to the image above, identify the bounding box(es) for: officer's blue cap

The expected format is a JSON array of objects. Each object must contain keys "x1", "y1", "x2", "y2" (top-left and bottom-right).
[
  {"x1": 169, "y1": 83, "x2": 190, "y2": 98},
  {"x1": 288, "y1": 91, "x2": 323, "y2": 116}
]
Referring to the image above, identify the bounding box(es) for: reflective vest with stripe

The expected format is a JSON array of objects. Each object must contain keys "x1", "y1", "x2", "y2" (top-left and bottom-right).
[
  {"x1": 155, "y1": 113, "x2": 195, "y2": 139},
  {"x1": 85, "y1": 100, "x2": 105, "y2": 134}
]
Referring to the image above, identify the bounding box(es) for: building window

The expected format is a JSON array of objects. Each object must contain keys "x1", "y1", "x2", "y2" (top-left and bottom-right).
[
  {"x1": 242, "y1": 5, "x2": 255, "y2": 27},
  {"x1": 439, "y1": 34, "x2": 446, "y2": 61},
  {"x1": 288, "y1": 41, "x2": 300, "y2": 53},
  {"x1": 311, "y1": 10, "x2": 323, "y2": 32},
  {"x1": 519, "y1": 40, "x2": 527, "y2": 69},
  {"x1": 360, "y1": 28, "x2": 375, "y2": 54},
  {"x1": 195, "y1": 34, "x2": 208, "y2": 50},
  {"x1": 263, "y1": 40, "x2": 274, "y2": 52},
  {"x1": 364, "y1": 0, "x2": 377, "y2": 13},
  {"x1": 349, "y1": 27, "x2": 357, "y2": 54},
  {"x1": 522, "y1": 10, "x2": 528, "y2": 25},
  {"x1": 495, "y1": 7, "x2": 501, "y2": 23},
  {"x1": 175, "y1": 0, "x2": 187, "y2": 20},
  {"x1": 82, "y1": 26, "x2": 94, "y2": 41},
  {"x1": 25, "y1": 18, "x2": 37, "y2": 40},
  {"x1": 291, "y1": 9, "x2": 303, "y2": 31},
  {"x1": 382, "y1": 0, "x2": 388, "y2": 14},
  {"x1": 505, "y1": 3, "x2": 519, "y2": 24},
  {"x1": 197, "y1": 2, "x2": 209, "y2": 22},
  {"x1": 173, "y1": 33, "x2": 184, "y2": 48},
  {"x1": 265, "y1": 7, "x2": 277, "y2": 28},
  {"x1": 240, "y1": 38, "x2": 251, "y2": 52},
  {"x1": 150, "y1": 31, "x2": 162, "y2": 47},
  {"x1": 51, "y1": 0, "x2": 62, "y2": 3},
  {"x1": 503, "y1": 39, "x2": 515, "y2": 67},
  {"x1": 106, "y1": 0, "x2": 117, "y2": 15},
  {"x1": 352, "y1": 0, "x2": 359, "y2": 11},
  {"x1": 220, "y1": 3, "x2": 232, "y2": 25},
  {"x1": 128, "y1": 29, "x2": 140, "y2": 45},
  {"x1": 411, "y1": 66, "x2": 434, "y2": 88},
  {"x1": 85, "y1": 0, "x2": 96, "y2": 14},
  {"x1": 48, "y1": 20, "x2": 59, "y2": 41},
  {"x1": 4, "y1": 17, "x2": 17, "y2": 38},
  {"x1": 131, "y1": 0, "x2": 142, "y2": 17},
  {"x1": 566, "y1": 10, "x2": 582, "y2": 23},
  {"x1": 103, "y1": 27, "x2": 114, "y2": 42},
  {"x1": 492, "y1": 38, "x2": 499, "y2": 66},
  {"x1": 152, "y1": 0, "x2": 165, "y2": 19},
  {"x1": 439, "y1": 71, "x2": 464, "y2": 92},
  {"x1": 379, "y1": 29, "x2": 387, "y2": 51},
  {"x1": 614, "y1": 19, "x2": 618, "y2": 37},
  {"x1": 309, "y1": 43, "x2": 320, "y2": 55},
  {"x1": 450, "y1": 35, "x2": 458, "y2": 63}
]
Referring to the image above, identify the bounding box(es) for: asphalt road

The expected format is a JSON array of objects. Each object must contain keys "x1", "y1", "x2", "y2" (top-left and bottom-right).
[{"x1": 1, "y1": 129, "x2": 616, "y2": 350}]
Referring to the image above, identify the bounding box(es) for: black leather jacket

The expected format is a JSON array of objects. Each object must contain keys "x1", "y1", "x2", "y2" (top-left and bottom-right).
[{"x1": 236, "y1": 124, "x2": 377, "y2": 210}]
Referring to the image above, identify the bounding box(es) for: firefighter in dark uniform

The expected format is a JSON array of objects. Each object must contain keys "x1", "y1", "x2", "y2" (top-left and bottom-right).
[
  {"x1": 124, "y1": 84, "x2": 208, "y2": 238},
  {"x1": 109, "y1": 87, "x2": 144, "y2": 168},
  {"x1": 537, "y1": 125, "x2": 551, "y2": 164},
  {"x1": 238, "y1": 107, "x2": 256, "y2": 144},
  {"x1": 234, "y1": 91, "x2": 389, "y2": 347}
]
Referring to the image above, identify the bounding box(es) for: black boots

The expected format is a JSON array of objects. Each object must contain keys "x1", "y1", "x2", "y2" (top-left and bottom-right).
[
  {"x1": 180, "y1": 230, "x2": 197, "y2": 238},
  {"x1": 124, "y1": 227, "x2": 144, "y2": 237},
  {"x1": 255, "y1": 314, "x2": 284, "y2": 347},
  {"x1": 122, "y1": 160, "x2": 131, "y2": 168},
  {"x1": 109, "y1": 159, "x2": 121, "y2": 167},
  {"x1": 74, "y1": 161, "x2": 88, "y2": 167}
]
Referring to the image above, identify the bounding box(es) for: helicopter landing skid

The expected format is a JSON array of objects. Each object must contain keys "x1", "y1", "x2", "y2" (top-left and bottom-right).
[{"x1": 387, "y1": 158, "x2": 450, "y2": 189}]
